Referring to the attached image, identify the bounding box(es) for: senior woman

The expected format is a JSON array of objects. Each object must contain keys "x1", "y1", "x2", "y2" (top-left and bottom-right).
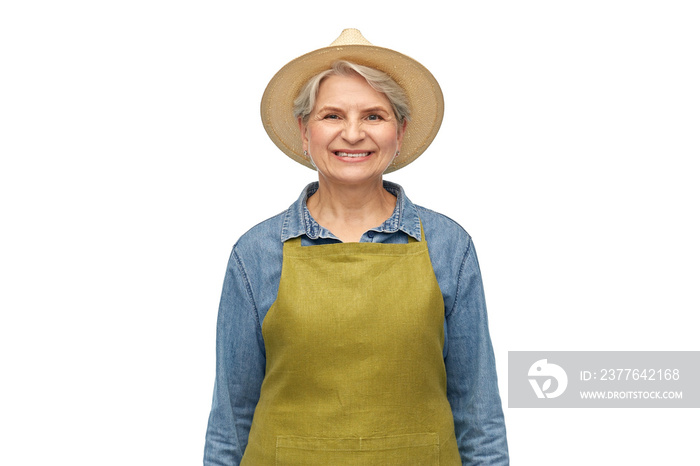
[{"x1": 204, "y1": 29, "x2": 509, "y2": 465}]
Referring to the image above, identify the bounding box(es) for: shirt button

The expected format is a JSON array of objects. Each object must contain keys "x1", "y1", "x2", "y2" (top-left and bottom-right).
[{"x1": 367, "y1": 231, "x2": 375, "y2": 239}]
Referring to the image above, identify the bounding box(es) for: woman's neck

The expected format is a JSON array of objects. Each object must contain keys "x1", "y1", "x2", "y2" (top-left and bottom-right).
[{"x1": 306, "y1": 178, "x2": 396, "y2": 243}]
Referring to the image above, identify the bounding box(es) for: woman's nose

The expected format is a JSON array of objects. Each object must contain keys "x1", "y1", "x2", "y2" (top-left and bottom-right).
[{"x1": 341, "y1": 119, "x2": 365, "y2": 143}]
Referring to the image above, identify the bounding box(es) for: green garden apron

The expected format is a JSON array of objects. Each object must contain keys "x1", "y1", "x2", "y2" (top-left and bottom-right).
[{"x1": 241, "y1": 226, "x2": 461, "y2": 465}]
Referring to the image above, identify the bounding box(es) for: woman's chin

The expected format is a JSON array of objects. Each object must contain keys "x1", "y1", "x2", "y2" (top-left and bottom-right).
[{"x1": 318, "y1": 166, "x2": 389, "y2": 186}]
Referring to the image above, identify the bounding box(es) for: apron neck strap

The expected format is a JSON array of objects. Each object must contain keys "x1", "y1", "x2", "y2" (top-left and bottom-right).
[
  {"x1": 285, "y1": 220, "x2": 425, "y2": 247},
  {"x1": 408, "y1": 220, "x2": 425, "y2": 244}
]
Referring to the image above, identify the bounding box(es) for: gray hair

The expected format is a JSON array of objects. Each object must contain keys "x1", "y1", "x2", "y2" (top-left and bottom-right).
[{"x1": 294, "y1": 61, "x2": 411, "y2": 127}]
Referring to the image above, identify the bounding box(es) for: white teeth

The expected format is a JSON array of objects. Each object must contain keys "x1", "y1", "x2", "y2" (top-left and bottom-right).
[{"x1": 335, "y1": 151, "x2": 370, "y2": 158}]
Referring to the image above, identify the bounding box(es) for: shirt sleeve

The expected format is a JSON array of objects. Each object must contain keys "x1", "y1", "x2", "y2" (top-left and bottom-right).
[
  {"x1": 203, "y1": 247, "x2": 266, "y2": 466},
  {"x1": 445, "y1": 237, "x2": 509, "y2": 465}
]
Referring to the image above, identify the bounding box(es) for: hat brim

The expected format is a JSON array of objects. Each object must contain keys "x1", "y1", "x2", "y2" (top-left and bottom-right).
[{"x1": 260, "y1": 44, "x2": 444, "y2": 173}]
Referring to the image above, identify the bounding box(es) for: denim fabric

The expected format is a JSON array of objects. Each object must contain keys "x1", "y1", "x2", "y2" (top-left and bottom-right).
[{"x1": 204, "y1": 181, "x2": 509, "y2": 465}]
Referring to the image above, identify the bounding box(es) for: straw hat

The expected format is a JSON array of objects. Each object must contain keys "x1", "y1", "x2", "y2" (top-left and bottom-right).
[{"x1": 260, "y1": 28, "x2": 444, "y2": 173}]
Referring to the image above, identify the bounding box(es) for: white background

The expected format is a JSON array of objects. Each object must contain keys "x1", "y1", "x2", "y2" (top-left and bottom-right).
[{"x1": 1, "y1": 1, "x2": 698, "y2": 464}]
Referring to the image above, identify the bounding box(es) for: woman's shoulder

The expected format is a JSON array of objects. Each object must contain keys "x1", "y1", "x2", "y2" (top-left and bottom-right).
[
  {"x1": 415, "y1": 205, "x2": 473, "y2": 244},
  {"x1": 232, "y1": 211, "x2": 287, "y2": 259},
  {"x1": 414, "y1": 205, "x2": 480, "y2": 306}
]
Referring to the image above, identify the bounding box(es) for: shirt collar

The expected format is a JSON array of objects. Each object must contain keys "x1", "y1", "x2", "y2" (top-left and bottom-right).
[{"x1": 280, "y1": 181, "x2": 422, "y2": 242}]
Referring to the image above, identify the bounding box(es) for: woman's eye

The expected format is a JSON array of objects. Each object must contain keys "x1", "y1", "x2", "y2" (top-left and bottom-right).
[
  {"x1": 324, "y1": 114, "x2": 339, "y2": 120},
  {"x1": 367, "y1": 114, "x2": 383, "y2": 121}
]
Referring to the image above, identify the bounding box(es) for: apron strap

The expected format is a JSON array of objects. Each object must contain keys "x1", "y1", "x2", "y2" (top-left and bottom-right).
[
  {"x1": 408, "y1": 221, "x2": 425, "y2": 244},
  {"x1": 284, "y1": 221, "x2": 425, "y2": 247}
]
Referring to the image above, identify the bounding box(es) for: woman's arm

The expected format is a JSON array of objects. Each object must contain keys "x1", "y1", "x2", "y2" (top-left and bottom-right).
[
  {"x1": 203, "y1": 248, "x2": 266, "y2": 466},
  {"x1": 445, "y1": 237, "x2": 509, "y2": 465}
]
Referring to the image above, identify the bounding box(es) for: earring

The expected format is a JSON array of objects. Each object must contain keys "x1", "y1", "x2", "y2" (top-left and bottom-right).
[
  {"x1": 395, "y1": 151, "x2": 400, "y2": 157},
  {"x1": 303, "y1": 150, "x2": 318, "y2": 170}
]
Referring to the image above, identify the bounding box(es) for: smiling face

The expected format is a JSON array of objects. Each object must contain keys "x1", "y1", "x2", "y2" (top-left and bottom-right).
[{"x1": 299, "y1": 73, "x2": 406, "y2": 187}]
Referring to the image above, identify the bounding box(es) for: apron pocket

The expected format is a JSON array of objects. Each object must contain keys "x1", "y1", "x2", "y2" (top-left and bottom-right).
[{"x1": 276, "y1": 432, "x2": 439, "y2": 465}]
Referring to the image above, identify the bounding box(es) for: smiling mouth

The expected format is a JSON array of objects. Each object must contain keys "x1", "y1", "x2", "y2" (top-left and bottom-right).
[{"x1": 334, "y1": 151, "x2": 372, "y2": 158}]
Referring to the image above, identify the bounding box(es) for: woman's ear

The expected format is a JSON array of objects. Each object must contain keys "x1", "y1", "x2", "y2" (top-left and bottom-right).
[
  {"x1": 396, "y1": 119, "x2": 407, "y2": 152},
  {"x1": 298, "y1": 117, "x2": 309, "y2": 154}
]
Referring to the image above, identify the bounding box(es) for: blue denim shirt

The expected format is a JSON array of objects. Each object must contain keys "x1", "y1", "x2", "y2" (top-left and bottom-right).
[{"x1": 204, "y1": 181, "x2": 509, "y2": 465}]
